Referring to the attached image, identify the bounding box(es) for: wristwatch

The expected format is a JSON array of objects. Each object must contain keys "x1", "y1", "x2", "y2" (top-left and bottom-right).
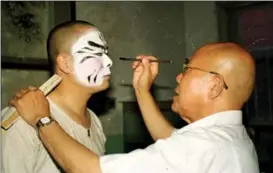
[{"x1": 36, "y1": 116, "x2": 55, "y2": 130}]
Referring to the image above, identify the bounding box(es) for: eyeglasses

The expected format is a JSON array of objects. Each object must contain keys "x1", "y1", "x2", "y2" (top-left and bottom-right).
[{"x1": 183, "y1": 65, "x2": 229, "y2": 90}]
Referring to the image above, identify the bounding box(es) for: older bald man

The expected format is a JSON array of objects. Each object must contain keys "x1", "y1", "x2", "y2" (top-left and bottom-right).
[{"x1": 9, "y1": 42, "x2": 259, "y2": 173}]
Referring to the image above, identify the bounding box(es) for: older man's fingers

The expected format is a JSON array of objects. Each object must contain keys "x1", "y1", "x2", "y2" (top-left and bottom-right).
[
  {"x1": 21, "y1": 88, "x2": 29, "y2": 94},
  {"x1": 133, "y1": 55, "x2": 150, "y2": 70},
  {"x1": 12, "y1": 93, "x2": 21, "y2": 101},
  {"x1": 132, "y1": 61, "x2": 141, "y2": 68},
  {"x1": 136, "y1": 55, "x2": 146, "y2": 60},
  {"x1": 8, "y1": 98, "x2": 19, "y2": 108},
  {"x1": 15, "y1": 88, "x2": 29, "y2": 99},
  {"x1": 28, "y1": 86, "x2": 38, "y2": 91},
  {"x1": 35, "y1": 88, "x2": 45, "y2": 96},
  {"x1": 136, "y1": 55, "x2": 156, "y2": 61},
  {"x1": 132, "y1": 56, "x2": 144, "y2": 69},
  {"x1": 133, "y1": 63, "x2": 143, "y2": 71},
  {"x1": 147, "y1": 56, "x2": 157, "y2": 60}
]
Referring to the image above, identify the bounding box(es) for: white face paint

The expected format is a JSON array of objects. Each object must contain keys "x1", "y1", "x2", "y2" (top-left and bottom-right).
[{"x1": 71, "y1": 29, "x2": 113, "y2": 87}]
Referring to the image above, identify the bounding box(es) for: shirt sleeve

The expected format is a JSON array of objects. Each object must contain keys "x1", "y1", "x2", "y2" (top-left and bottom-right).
[
  {"x1": 100, "y1": 139, "x2": 180, "y2": 173},
  {"x1": 1, "y1": 107, "x2": 40, "y2": 173}
]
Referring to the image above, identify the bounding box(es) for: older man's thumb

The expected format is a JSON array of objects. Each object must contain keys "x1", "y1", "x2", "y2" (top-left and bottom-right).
[
  {"x1": 142, "y1": 58, "x2": 151, "y2": 72},
  {"x1": 142, "y1": 58, "x2": 152, "y2": 79}
]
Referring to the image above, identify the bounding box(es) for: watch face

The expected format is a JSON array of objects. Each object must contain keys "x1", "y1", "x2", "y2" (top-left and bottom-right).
[{"x1": 41, "y1": 117, "x2": 50, "y2": 124}]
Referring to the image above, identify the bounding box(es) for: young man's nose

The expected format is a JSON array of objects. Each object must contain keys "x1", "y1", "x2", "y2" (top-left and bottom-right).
[{"x1": 103, "y1": 55, "x2": 113, "y2": 68}]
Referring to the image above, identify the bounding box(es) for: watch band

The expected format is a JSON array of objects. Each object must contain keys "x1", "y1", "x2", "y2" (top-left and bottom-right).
[{"x1": 36, "y1": 116, "x2": 55, "y2": 130}]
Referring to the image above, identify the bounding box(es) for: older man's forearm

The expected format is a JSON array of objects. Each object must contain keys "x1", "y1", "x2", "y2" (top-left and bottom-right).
[
  {"x1": 39, "y1": 121, "x2": 101, "y2": 173},
  {"x1": 135, "y1": 90, "x2": 174, "y2": 140}
]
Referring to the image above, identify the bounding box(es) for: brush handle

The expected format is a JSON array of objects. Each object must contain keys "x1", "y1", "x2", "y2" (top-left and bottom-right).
[{"x1": 119, "y1": 57, "x2": 172, "y2": 63}]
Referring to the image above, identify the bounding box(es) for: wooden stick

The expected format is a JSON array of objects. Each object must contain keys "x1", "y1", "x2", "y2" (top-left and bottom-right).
[{"x1": 1, "y1": 74, "x2": 62, "y2": 130}]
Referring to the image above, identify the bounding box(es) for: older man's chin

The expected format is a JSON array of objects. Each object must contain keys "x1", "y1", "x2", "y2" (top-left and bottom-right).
[
  {"x1": 171, "y1": 101, "x2": 179, "y2": 114},
  {"x1": 171, "y1": 101, "x2": 191, "y2": 124}
]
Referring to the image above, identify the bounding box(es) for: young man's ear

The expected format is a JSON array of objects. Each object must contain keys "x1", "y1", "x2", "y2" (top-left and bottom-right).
[
  {"x1": 207, "y1": 75, "x2": 224, "y2": 100},
  {"x1": 56, "y1": 54, "x2": 73, "y2": 74}
]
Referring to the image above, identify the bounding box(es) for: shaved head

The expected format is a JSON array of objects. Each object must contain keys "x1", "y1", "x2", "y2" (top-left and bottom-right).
[
  {"x1": 173, "y1": 42, "x2": 256, "y2": 122},
  {"x1": 46, "y1": 20, "x2": 113, "y2": 92},
  {"x1": 191, "y1": 43, "x2": 255, "y2": 106},
  {"x1": 47, "y1": 20, "x2": 96, "y2": 71}
]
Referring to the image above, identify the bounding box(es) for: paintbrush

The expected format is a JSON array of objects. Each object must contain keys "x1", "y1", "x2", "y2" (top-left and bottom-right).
[{"x1": 119, "y1": 57, "x2": 172, "y2": 63}]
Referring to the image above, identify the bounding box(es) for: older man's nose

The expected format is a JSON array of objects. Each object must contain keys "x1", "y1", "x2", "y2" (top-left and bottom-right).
[{"x1": 176, "y1": 73, "x2": 183, "y2": 83}]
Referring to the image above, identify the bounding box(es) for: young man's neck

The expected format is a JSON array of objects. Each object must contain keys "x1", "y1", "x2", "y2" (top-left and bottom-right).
[{"x1": 48, "y1": 81, "x2": 93, "y2": 116}]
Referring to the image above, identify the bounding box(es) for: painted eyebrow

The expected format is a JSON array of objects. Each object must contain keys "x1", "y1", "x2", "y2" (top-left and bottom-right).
[
  {"x1": 88, "y1": 41, "x2": 108, "y2": 50},
  {"x1": 76, "y1": 47, "x2": 94, "y2": 54},
  {"x1": 80, "y1": 56, "x2": 96, "y2": 63}
]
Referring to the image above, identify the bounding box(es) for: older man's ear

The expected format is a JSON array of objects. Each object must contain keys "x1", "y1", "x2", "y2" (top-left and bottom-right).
[{"x1": 207, "y1": 75, "x2": 224, "y2": 100}]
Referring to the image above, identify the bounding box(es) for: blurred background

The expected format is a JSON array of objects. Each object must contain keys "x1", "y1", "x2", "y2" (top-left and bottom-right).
[{"x1": 1, "y1": 1, "x2": 273, "y2": 172}]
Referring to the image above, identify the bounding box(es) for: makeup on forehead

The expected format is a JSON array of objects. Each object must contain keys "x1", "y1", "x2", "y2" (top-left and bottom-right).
[{"x1": 72, "y1": 29, "x2": 108, "y2": 51}]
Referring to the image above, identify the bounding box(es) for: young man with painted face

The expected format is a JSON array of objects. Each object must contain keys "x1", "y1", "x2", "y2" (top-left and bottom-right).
[{"x1": 1, "y1": 20, "x2": 112, "y2": 173}]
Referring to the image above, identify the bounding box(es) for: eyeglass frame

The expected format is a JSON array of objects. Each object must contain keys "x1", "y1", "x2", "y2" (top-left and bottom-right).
[{"x1": 183, "y1": 65, "x2": 229, "y2": 90}]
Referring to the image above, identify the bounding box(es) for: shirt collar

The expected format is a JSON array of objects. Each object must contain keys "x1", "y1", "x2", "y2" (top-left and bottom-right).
[{"x1": 177, "y1": 110, "x2": 242, "y2": 133}]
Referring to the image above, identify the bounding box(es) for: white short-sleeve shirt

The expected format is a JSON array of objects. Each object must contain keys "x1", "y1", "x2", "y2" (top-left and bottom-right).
[
  {"x1": 100, "y1": 111, "x2": 259, "y2": 173},
  {"x1": 1, "y1": 98, "x2": 106, "y2": 173}
]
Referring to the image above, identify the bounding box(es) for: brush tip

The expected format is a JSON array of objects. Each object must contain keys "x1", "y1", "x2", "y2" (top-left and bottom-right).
[{"x1": 119, "y1": 57, "x2": 126, "y2": 60}]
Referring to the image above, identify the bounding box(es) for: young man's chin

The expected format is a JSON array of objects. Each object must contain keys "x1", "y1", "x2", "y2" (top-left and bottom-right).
[
  {"x1": 93, "y1": 79, "x2": 111, "y2": 92},
  {"x1": 104, "y1": 75, "x2": 110, "y2": 80},
  {"x1": 100, "y1": 81, "x2": 110, "y2": 91}
]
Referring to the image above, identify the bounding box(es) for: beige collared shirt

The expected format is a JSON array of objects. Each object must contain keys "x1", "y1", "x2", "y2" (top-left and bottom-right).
[{"x1": 1, "y1": 98, "x2": 106, "y2": 173}]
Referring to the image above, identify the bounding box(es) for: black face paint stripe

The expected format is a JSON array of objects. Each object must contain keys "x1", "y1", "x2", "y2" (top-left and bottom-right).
[
  {"x1": 83, "y1": 47, "x2": 94, "y2": 51},
  {"x1": 80, "y1": 56, "x2": 96, "y2": 63},
  {"x1": 76, "y1": 47, "x2": 94, "y2": 54},
  {"x1": 93, "y1": 74, "x2": 98, "y2": 83},
  {"x1": 93, "y1": 65, "x2": 104, "y2": 83},
  {"x1": 88, "y1": 41, "x2": 107, "y2": 50},
  {"x1": 76, "y1": 50, "x2": 86, "y2": 54},
  {"x1": 87, "y1": 75, "x2": 91, "y2": 83},
  {"x1": 87, "y1": 69, "x2": 97, "y2": 83}
]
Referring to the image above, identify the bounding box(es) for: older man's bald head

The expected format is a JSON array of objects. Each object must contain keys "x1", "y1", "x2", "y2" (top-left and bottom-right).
[
  {"x1": 191, "y1": 42, "x2": 255, "y2": 108},
  {"x1": 47, "y1": 20, "x2": 96, "y2": 71}
]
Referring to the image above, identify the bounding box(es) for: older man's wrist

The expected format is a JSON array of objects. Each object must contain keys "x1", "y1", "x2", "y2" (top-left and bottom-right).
[
  {"x1": 135, "y1": 89, "x2": 151, "y2": 98},
  {"x1": 35, "y1": 115, "x2": 54, "y2": 129}
]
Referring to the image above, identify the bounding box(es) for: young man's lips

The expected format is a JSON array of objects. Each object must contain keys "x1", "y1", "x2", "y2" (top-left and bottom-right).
[{"x1": 104, "y1": 75, "x2": 110, "y2": 79}]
